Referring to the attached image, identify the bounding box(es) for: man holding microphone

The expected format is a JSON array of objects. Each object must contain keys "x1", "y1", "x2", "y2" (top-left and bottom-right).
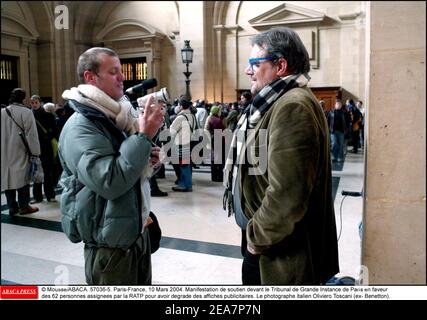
[{"x1": 59, "y1": 47, "x2": 164, "y2": 285}]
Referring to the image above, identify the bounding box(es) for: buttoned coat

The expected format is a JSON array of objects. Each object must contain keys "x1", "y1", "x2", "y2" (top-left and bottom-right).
[
  {"x1": 1, "y1": 104, "x2": 41, "y2": 190},
  {"x1": 238, "y1": 86, "x2": 339, "y2": 284}
]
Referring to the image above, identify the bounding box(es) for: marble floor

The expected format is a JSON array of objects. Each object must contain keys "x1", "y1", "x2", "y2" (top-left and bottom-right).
[{"x1": 1, "y1": 147, "x2": 364, "y2": 285}]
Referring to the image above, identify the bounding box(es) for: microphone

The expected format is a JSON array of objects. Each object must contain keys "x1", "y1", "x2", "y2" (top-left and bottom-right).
[{"x1": 125, "y1": 78, "x2": 158, "y2": 95}]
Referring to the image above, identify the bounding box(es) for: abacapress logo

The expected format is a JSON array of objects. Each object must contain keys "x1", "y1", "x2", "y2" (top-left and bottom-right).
[{"x1": 0, "y1": 286, "x2": 38, "y2": 299}]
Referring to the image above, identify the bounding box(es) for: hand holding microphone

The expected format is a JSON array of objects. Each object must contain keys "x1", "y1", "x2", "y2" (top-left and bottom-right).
[{"x1": 138, "y1": 95, "x2": 165, "y2": 140}]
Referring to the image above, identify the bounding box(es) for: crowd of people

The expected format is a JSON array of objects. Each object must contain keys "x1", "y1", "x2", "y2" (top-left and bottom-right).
[
  {"x1": 155, "y1": 92, "x2": 253, "y2": 191},
  {"x1": 1, "y1": 27, "x2": 368, "y2": 286},
  {"x1": 323, "y1": 98, "x2": 364, "y2": 162}
]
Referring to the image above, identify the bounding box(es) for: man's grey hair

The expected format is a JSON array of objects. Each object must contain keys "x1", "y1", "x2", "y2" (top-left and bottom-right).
[
  {"x1": 43, "y1": 102, "x2": 56, "y2": 113},
  {"x1": 77, "y1": 47, "x2": 118, "y2": 84},
  {"x1": 251, "y1": 27, "x2": 310, "y2": 74}
]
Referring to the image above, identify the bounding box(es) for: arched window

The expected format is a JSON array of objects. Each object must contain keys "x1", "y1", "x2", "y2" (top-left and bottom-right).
[
  {"x1": 120, "y1": 57, "x2": 148, "y2": 96},
  {"x1": 0, "y1": 55, "x2": 18, "y2": 105}
]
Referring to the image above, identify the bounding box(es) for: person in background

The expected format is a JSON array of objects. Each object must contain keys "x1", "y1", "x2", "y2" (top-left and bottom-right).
[
  {"x1": 342, "y1": 100, "x2": 352, "y2": 155},
  {"x1": 206, "y1": 105, "x2": 226, "y2": 182},
  {"x1": 240, "y1": 91, "x2": 252, "y2": 115},
  {"x1": 30, "y1": 95, "x2": 59, "y2": 203},
  {"x1": 56, "y1": 101, "x2": 75, "y2": 134},
  {"x1": 59, "y1": 47, "x2": 164, "y2": 284},
  {"x1": 319, "y1": 99, "x2": 329, "y2": 119},
  {"x1": 43, "y1": 102, "x2": 57, "y2": 116},
  {"x1": 150, "y1": 103, "x2": 169, "y2": 197},
  {"x1": 225, "y1": 102, "x2": 240, "y2": 132},
  {"x1": 195, "y1": 99, "x2": 208, "y2": 129},
  {"x1": 43, "y1": 102, "x2": 63, "y2": 188},
  {"x1": 328, "y1": 100, "x2": 347, "y2": 162},
  {"x1": 224, "y1": 27, "x2": 339, "y2": 285},
  {"x1": 154, "y1": 103, "x2": 172, "y2": 180},
  {"x1": 1, "y1": 88, "x2": 40, "y2": 215},
  {"x1": 356, "y1": 100, "x2": 365, "y2": 147},
  {"x1": 170, "y1": 97, "x2": 195, "y2": 192},
  {"x1": 349, "y1": 100, "x2": 363, "y2": 154}
]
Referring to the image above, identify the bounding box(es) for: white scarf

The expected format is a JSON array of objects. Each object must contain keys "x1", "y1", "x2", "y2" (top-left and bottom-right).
[
  {"x1": 62, "y1": 84, "x2": 139, "y2": 135},
  {"x1": 62, "y1": 85, "x2": 152, "y2": 229}
]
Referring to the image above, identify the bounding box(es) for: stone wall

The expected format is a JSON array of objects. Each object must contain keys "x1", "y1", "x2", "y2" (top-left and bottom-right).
[
  {"x1": 1, "y1": 1, "x2": 369, "y2": 104},
  {"x1": 363, "y1": 1, "x2": 426, "y2": 284}
]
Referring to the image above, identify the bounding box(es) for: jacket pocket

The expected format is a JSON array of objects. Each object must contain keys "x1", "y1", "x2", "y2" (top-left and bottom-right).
[
  {"x1": 60, "y1": 175, "x2": 84, "y2": 243},
  {"x1": 97, "y1": 247, "x2": 125, "y2": 273},
  {"x1": 248, "y1": 142, "x2": 268, "y2": 176}
]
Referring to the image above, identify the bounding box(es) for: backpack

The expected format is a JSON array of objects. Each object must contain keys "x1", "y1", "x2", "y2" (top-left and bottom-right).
[{"x1": 182, "y1": 113, "x2": 203, "y2": 151}]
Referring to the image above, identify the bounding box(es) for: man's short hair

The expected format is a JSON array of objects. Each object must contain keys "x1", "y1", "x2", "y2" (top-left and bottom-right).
[
  {"x1": 179, "y1": 97, "x2": 192, "y2": 109},
  {"x1": 77, "y1": 47, "x2": 118, "y2": 84},
  {"x1": 251, "y1": 27, "x2": 310, "y2": 74},
  {"x1": 9, "y1": 88, "x2": 26, "y2": 104},
  {"x1": 241, "y1": 91, "x2": 252, "y2": 101}
]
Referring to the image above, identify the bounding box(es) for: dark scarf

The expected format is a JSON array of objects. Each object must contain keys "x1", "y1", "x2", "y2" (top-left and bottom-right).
[
  {"x1": 223, "y1": 74, "x2": 309, "y2": 217},
  {"x1": 247, "y1": 75, "x2": 299, "y2": 128}
]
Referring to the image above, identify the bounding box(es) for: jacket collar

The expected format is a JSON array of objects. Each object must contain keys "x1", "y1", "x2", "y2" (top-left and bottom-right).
[
  {"x1": 70, "y1": 100, "x2": 107, "y2": 121},
  {"x1": 69, "y1": 100, "x2": 127, "y2": 143}
]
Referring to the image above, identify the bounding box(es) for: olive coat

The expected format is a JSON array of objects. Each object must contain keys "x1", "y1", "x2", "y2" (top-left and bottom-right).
[{"x1": 239, "y1": 86, "x2": 339, "y2": 284}]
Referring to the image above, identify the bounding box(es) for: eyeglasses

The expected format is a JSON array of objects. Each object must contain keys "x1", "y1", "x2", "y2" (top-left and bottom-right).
[{"x1": 248, "y1": 56, "x2": 275, "y2": 72}]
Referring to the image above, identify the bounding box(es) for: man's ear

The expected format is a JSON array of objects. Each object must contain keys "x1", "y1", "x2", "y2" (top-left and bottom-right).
[
  {"x1": 83, "y1": 70, "x2": 97, "y2": 84},
  {"x1": 276, "y1": 58, "x2": 288, "y2": 77}
]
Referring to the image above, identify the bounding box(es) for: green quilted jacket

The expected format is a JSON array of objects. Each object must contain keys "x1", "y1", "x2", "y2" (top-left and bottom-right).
[{"x1": 59, "y1": 101, "x2": 152, "y2": 249}]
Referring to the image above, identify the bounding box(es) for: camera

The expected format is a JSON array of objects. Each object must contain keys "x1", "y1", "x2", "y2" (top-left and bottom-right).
[{"x1": 137, "y1": 88, "x2": 170, "y2": 110}]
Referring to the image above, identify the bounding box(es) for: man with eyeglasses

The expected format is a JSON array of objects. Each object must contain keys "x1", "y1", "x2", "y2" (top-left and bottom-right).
[
  {"x1": 59, "y1": 47, "x2": 164, "y2": 284},
  {"x1": 224, "y1": 27, "x2": 339, "y2": 285}
]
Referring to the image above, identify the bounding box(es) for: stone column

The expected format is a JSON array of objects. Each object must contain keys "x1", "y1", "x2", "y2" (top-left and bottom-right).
[
  {"x1": 36, "y1": 40, "x2": 54, "y2": 100},
  {"x1": 178, "y1": 1, "x2": 205, "y2": 101},
  {"x1": 171, "y1": 30, "x2": 182, "y2": 99},
  {"x1": 28, "y1": 40, "x2": 39, "y2": 96},
  {"x1": 19, "y1": 39, "x2": 31, "y2": 99},
  {"x1": 224, "y1": 25, "x2": 239, "y2": 102},
  {"x1": 151, "y1": 36, "x2": 163, "y2": 86},
  {"x1": 213, "y1": 25, "x2": 224, "y2": 102},
  {"x1": 362, "y1": 1, "x2": 426, "y2": 284},
  {"x1": 50, "y1": 1, "x2": 75, "y2": 102}
]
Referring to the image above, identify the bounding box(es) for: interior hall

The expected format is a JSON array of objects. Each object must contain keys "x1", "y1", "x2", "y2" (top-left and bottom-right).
[{"x1": 1, "y1": 1, "x2": 425, "y2": 285}]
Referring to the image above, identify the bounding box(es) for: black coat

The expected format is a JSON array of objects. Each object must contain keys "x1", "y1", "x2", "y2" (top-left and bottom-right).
[{"x1": 33, "y1": 107, "x2": 58, "y2": 165}]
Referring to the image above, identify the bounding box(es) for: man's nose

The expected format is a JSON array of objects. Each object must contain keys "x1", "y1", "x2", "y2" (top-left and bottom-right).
[{"x1": 244, "y1": 65, "x2": 253, "y2": 75}]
